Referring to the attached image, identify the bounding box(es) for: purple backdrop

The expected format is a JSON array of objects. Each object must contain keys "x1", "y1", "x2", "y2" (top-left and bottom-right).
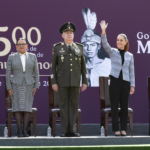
[{"x1": 0, "y1": 0, "x2": 149, "y2": 124}]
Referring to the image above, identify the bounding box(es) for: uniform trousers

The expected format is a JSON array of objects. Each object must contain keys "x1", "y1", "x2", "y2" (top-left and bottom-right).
[
  {"x1": 109, "y1": 74, "x2": 130, "y2": 131},
  {"x1": 58, "y1": 87, "x2": 80, "y2": 133}
]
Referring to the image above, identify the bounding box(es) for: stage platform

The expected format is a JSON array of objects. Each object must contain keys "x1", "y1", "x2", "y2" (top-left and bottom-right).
[
  {"x1": 0, "y1": 136, "x2": 150, "y2": 146},
  {"x1": 0, "y1": 124, "x2": 149, "y2": 137},
  {"x1": 0, "y1": 124, "x2": 149, "y2": 147}
]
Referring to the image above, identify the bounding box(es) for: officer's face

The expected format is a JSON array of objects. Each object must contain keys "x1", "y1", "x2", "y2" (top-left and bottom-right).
[
  {"x1": 16, "y1": 40, "x2": 28, "y2": 54},
  {"x1": 83, "y1": 41, "x2": 100, "y2": 58},
  {"x1": 62, "y1": 31, "x2": 74, "y2": 42}
]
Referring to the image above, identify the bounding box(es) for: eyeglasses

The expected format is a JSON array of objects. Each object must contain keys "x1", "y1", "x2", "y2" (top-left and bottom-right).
[{"x1": 16, "y1": 44, "x2": 27, "y2": 47}]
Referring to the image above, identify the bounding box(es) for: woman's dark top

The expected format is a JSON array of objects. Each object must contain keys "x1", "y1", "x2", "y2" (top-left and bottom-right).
[
  {"x1": 118, "y1": 49, "x2": 125, "y2": 65},
  {"x1": 110, "y1": 49, "x2": 125, "y2": 79},
  {"x1": 118, "y1": 49, "x2": 125, "y2": 77}
]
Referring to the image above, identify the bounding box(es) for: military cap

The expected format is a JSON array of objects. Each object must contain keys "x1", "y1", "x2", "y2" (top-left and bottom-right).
[{"x1": 60, "y1": 22, "x2": 76, "y2": 34}]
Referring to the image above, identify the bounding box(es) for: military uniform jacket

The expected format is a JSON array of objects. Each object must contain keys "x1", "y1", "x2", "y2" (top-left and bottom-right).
[{"x1": 51, "y1": 42, "x2": 88, "y2": 87}]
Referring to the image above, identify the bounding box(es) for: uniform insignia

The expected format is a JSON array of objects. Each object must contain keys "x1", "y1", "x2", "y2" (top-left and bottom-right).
[
  {"x1": 59, "y1": 48, "x2": 65, "y2": 53},
  {"x1": 61, "y1": 42, "x2": 64, "y2": 45},
  {"x1": 61, "y1": 55, "x2": 64, "y2": 62},
  {"x1": 76, "y1": 42, "x2": 84, "y2": 46},
  {"x1": 54, "y1": 43, "x2": 61, "y2": 47},
  {"x1": 52, "y1": 48, "x2": 54, "y2": 55},
  {"x1": 75, "y1": 48, "x2": 81, "y2": 53}
]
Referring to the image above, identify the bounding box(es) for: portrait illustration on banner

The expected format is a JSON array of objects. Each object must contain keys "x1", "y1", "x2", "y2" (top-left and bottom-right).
[{"x1": 81, "y1": 8, "x2": 111, "y2": 87}]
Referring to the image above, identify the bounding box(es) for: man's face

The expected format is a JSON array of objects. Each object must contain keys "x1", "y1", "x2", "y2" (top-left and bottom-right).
[
  {"x1": 62, "y1": 31, "x2": 74, "y2": 42},
  {"x1": 16, "y1": 40, "x2": 28, "y2": 54},
  {"x1": 83, "y1": 41, "x2": 100, "y2": 58}
]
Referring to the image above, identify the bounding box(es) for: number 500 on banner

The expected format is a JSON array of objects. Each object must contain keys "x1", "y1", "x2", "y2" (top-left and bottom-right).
[{"x1": 0, "y1": 26, "x2": 41, "y2": 56}]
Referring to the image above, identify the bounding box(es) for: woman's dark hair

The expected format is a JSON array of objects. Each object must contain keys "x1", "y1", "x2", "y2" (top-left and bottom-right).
[
  {"x1": 119, "y1": 34, "x2": 129, "y2": 51},
  {"x1": 124, "y1": 40, "x2": 129, "y2": 52},
  {"x1": 16, "y1": 38, "x2": 27, "y2": 45}
]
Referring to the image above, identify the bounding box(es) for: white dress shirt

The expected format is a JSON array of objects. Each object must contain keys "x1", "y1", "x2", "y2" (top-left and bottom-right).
[
  {"x1": 20, "y1": 53, "x2": 26, "y2": 72},
  {"x1": 65, "y1": 42, "x2": 73, "y2": 47}
]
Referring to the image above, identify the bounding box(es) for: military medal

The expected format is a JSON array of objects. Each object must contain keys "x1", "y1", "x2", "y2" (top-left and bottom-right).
[
  {"x1": 75, "y1": 46, "x2": 81, "y2": 53},
  {"x1": 59, "y1": 48, "x2": 65, "y2": 53},
  {"x1": 75, "y1": 58, "x2": 77, "y2": 60},
  {"x1": 61, "y1": 55, "x2": 64, "y2": 62}
]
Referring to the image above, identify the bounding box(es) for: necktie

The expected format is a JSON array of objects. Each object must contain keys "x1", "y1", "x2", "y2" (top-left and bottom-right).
[{"x1": 69, "y1": 45, "x2": 72, "y2": 53}]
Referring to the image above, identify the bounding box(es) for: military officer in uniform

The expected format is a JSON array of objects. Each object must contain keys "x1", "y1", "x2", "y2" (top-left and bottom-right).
[{"x1": 51, "y1": 22, "x2": 88, "y2": 137}]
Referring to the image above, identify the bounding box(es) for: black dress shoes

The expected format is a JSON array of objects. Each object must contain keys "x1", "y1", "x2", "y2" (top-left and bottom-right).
[
  {"x1": 69, "y1": 133, "x2": 80, "y2": 137},
  {"x1": 23, "y1": 130, "x2": 29, "y2": 137},
  {"x1": 60, "y1": 133, "x2": 69, "y2": 137},
  {"x1": 17, "y1": 131, "x2": 23, "y2": 137}
]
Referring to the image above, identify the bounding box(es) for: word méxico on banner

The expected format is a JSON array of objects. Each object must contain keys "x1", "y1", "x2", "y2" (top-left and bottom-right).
[{"x1": 137, "y1": 32, "x2": 150, "y2": 53}]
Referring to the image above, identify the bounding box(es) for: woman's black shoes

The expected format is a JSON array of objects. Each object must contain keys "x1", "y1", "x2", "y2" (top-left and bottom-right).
[
  {"x1": 23, "y1": 130, "x2": 29, "y2": 137},
  {"x1": 115, "y1": 131, "x2": 127, "y2": 136},
  {"x1": 17, "y1": 130, "x2": 29, "y2": 137},
  {"x1": 115, "y1": 133, "x2": 127, "y2": 136},
  {"x1": 121, "y1": 133, "x2": 127, "y2": 136},
  {"x1": 17, "y1": 131, "x2": 23, "y2": 137},
  {"x1": 115, "y1": 131, "x2": 121, "y2": 136},
  {"x1": 121, "y1": 131, "x2": 127, "y2": 136},
  {"x1": 115, "y1": 134, "x2": 121, "y2": 136}
]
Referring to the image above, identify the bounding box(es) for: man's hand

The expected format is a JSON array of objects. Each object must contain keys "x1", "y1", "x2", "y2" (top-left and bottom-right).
[
  {"x1": 8, "y1": 89, "x2": 13, "y2": 98},
  {"x1": 52, "y1": 84, "x2": 58, "y2": 92},
  {"x1": 32, "y1": 88, "x2": 37, "y2": 96},
  {"x1": 81, "y1": 84, "x2": 87, "y2": 92}
]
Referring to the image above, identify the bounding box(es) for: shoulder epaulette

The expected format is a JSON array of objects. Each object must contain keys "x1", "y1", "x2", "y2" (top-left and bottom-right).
[
  {"x1": 75, "y1": 42, "x2": 84, "y2": 46},
  {"x1": 53, "y1": 42, "x2": 61, "y2": 47}
]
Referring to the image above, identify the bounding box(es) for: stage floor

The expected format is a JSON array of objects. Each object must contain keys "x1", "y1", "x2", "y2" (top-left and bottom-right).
[{"x1": 0, "y1": 136, "x2": 150, "y2": 146}]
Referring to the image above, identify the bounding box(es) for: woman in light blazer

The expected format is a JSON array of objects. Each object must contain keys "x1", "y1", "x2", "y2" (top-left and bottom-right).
[
  {"x1": 6, "y1": 38, "x2": 39, "y2": 137},
  {"x1": 100, "y1": 21, "x2": 135, "y2": 136}
]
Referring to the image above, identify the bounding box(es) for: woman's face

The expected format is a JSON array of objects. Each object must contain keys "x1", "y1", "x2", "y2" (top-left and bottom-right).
[
  {"x1": 83, "y1": 41, "x2": 100, "y2": 58},
  {"x1": 116, "y1": 35, "x2": 127, "y2": 50},
  {"x1": 16, "y1": 40, "x2": 28, "y2": 54}
]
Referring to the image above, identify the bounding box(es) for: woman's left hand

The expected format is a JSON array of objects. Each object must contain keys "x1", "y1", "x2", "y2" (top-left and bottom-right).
[
  {"x1": 32, "y1": 88, "x2": 37, "y2": 96},
  {"x1": 130, "y1": 86, "x2": 135, "y2": 95}
]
